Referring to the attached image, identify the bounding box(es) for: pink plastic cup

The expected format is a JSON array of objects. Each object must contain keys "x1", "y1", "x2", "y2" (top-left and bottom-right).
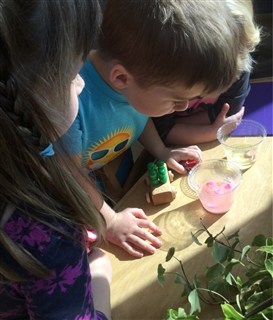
[{"x1": 188, "y1": 159, "x2": 242, "y2": 214}]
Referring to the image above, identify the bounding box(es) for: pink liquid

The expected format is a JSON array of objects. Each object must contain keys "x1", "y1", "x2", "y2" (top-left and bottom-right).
[{"x1": 198, "y1": 180, "x2": 235, "y2": 214}]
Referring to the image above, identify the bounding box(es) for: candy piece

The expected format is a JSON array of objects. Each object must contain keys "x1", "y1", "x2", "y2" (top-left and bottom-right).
[{"x1": 180, "y1": 159, "x2": 197, "y2": 171}]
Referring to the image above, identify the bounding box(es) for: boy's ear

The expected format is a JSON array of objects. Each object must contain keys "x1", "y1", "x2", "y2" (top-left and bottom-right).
[{"x1": 109, "y1": 64, "x2": 133, "y2": 89}]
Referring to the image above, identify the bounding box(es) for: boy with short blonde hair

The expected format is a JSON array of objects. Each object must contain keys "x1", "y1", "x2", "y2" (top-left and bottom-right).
[{"x1": 60, "y1": 0, "x2": 260, "y2": 258}]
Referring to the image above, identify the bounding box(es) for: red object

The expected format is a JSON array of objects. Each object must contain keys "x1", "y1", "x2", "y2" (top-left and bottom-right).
[
  {"x1": 180, "y1": 159, "x2": 197, "y2": 171},
  {"x1": 85, "y1": 228, "x2": 97, "y2": 254}
]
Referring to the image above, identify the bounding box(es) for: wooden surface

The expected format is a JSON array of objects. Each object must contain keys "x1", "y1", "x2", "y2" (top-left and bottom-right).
[{"x1": 103, "y1": 137, "x2": 273, "y2": 320}]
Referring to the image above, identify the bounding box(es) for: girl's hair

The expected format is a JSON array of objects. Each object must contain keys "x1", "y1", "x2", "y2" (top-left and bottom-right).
[
  {"x1": 0, "y1": 0, "x2": 103, "y2": 280},
  {"x1": 98, "y1": 0, "x2": 260, "y2": 93}
]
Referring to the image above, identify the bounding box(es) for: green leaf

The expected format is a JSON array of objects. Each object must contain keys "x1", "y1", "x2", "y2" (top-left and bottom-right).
[
  {"x1": 230, "y1": 239, "x2": 240, "y2": 251},
  {"x1": 244, "y1": 288, "x2": 273, "y2": 315},
  {"x1": 192, "y1": 275, "x2": 200, "y2": 289},
  {"x1": 257, "y1": 307, "x2": 273, "y2": 319},
  {"x1": 182, "y1": 316, "x2": 200, "y2": 320},
  {"x1": 212, "y1": 241, "x2": 229, "y2": 263},
  {"x1": 223, "y1": 260, "x2": 240, "y2": 278},
  {"x1": 157, "y1": 263, "x2": 165, "y2": 275},
  {"x1": 241, "y1": 245, "x2": 251, "y2": 260},
  {"x1": 165, "y1": 308, "x2": 178, "y2": 320},
  {"x1": 225, "y1": 272, "x2": 233, "y2": 286},
  {"x1": 165, "y1": 308, "x2": 184, "y2": 320},
  {"x1": 157, "y1": 264, "x2": 166, "y2": 286},
  {"x1": 208, "y1": 279, "x2": 231, "y2": 300},
  {"x1": 236, "y1": 294, "x2": 242, "y2": 313},
  {"x1": 245, "y1": 266, "x2": 263, "y2": 278},
  {"x1": 181, "y1": 283, "x2": 192, "y2": 298},
  {"x1": 236, "y1": 276, "x2": 243, "y2": 287},
  {"x1": 176, "y1": 308, "x2": 187, "y2": 318},
  {"x1": 252, "y1": 235, "x2": 267, "y2": 247},
  {"x1": 221, "y1": 303, "x2": 244, "y2": 319},
  {"x1": 226, "y1": 240, "x2": 240, "y2": 261},
  {"x1": 205, "y1": 236, "x2": 214, "y2": 247},
  {"x1": 257, "y1": 245, "x2": 273, "y2": 255},
  {"x1": 174, "y1": 272, "x2": 187, "y2": 285},
  {"x1": 188, "y1": 289, "x2": 201, "y2": 315},
  {"x1": 160, "y1": 232, "x2": 272, "y2": 320},
  {"x1": 242, "y1": 270, "x2": 270, "y2": 290},
  {"x1": 206, "y1": 263, "x2": 224, "y2": 280},
  {"x1": 165, "y1": 308, "x2": 200, "y2": 320},
  {"x1": 258, "y1": 306, "x2": 273, "y2": 320},
  {"x1": 265, "y1": 257, "x2": 273, "y2": 277},
  {"x1": 191, "y1": 232, "x2": 202, "y2": 246},
  {"x1": 259, "y1": 277, "x2": 273, "y2": 291},
  {"x1": 166, "y1": 247, "x2": 175, "y2": 262},
  {"x1": 227, "y1": 249, "x2": 235, "y2": 261}
]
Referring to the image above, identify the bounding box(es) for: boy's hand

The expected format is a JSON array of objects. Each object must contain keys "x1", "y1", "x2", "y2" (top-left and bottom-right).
[
  {"x1": 105, "y1": 208, "x2": 162, "y2": 258},
  {"x1": 163, "y1": 145, "x2": 202, "y2": 174},
  {"x1": 213, "y1": 103, "x2": 244, "y2": 131}
]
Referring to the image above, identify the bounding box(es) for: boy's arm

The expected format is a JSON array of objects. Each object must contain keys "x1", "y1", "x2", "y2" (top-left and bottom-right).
[
  {"x1": 138, "y1": 118, "x2": 170, "y2": 160},
  {"x1": 165, "y1": 104, "x2": 244, "y2": 145},
  {"x1": 138, "y1": 118, "x2": 202, "y2": 174},
  {"x1": 68, "y1": 154, "x2": 162, "y2": 258},
  {"x1": 164, "y1": 113, "x2": 217, "y2": 145}
]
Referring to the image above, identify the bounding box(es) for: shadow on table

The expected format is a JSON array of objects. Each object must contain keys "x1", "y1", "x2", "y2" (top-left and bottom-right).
[{"x1": 153, "y1": 201, "x2": 221, "y2": 252}]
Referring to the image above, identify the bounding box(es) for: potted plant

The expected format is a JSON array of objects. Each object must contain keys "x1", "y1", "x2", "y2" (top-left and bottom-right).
[{"x1": 157, "y1": 221, "x2": 273, "y2": 319}]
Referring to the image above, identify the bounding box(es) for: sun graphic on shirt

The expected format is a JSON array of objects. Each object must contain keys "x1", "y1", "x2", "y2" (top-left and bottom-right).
[{"x1": 84, "y1": 128, "x2": 132, "y2": 170}]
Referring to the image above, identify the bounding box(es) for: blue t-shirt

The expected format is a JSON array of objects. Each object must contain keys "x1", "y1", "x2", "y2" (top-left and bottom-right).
[{"x1": 60, "y1": 59, "x2": 148, "y2": 172}]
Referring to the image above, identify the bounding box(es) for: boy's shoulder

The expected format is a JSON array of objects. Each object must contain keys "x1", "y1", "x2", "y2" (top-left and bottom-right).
[{"x1": 79, "y1": 58, "x2": 130, "y2": 105}]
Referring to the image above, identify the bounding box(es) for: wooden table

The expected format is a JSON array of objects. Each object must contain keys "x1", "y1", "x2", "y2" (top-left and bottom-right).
[{"x1": 103, "y1": 137, "x2": 273, "y2": 320}]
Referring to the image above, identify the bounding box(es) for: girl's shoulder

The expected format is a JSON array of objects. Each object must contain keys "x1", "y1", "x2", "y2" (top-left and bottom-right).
[
  {"x1": 1, "y1": 207, "x2": 84, "y2": 273},
  {"x1": 3, "y1": 207, "x2": 81, "y2": 244}
]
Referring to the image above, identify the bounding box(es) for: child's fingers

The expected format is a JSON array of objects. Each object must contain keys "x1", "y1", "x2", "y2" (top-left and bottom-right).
[{"x1": 220, "y1": 103, "x2": 230, "y2": 117}]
